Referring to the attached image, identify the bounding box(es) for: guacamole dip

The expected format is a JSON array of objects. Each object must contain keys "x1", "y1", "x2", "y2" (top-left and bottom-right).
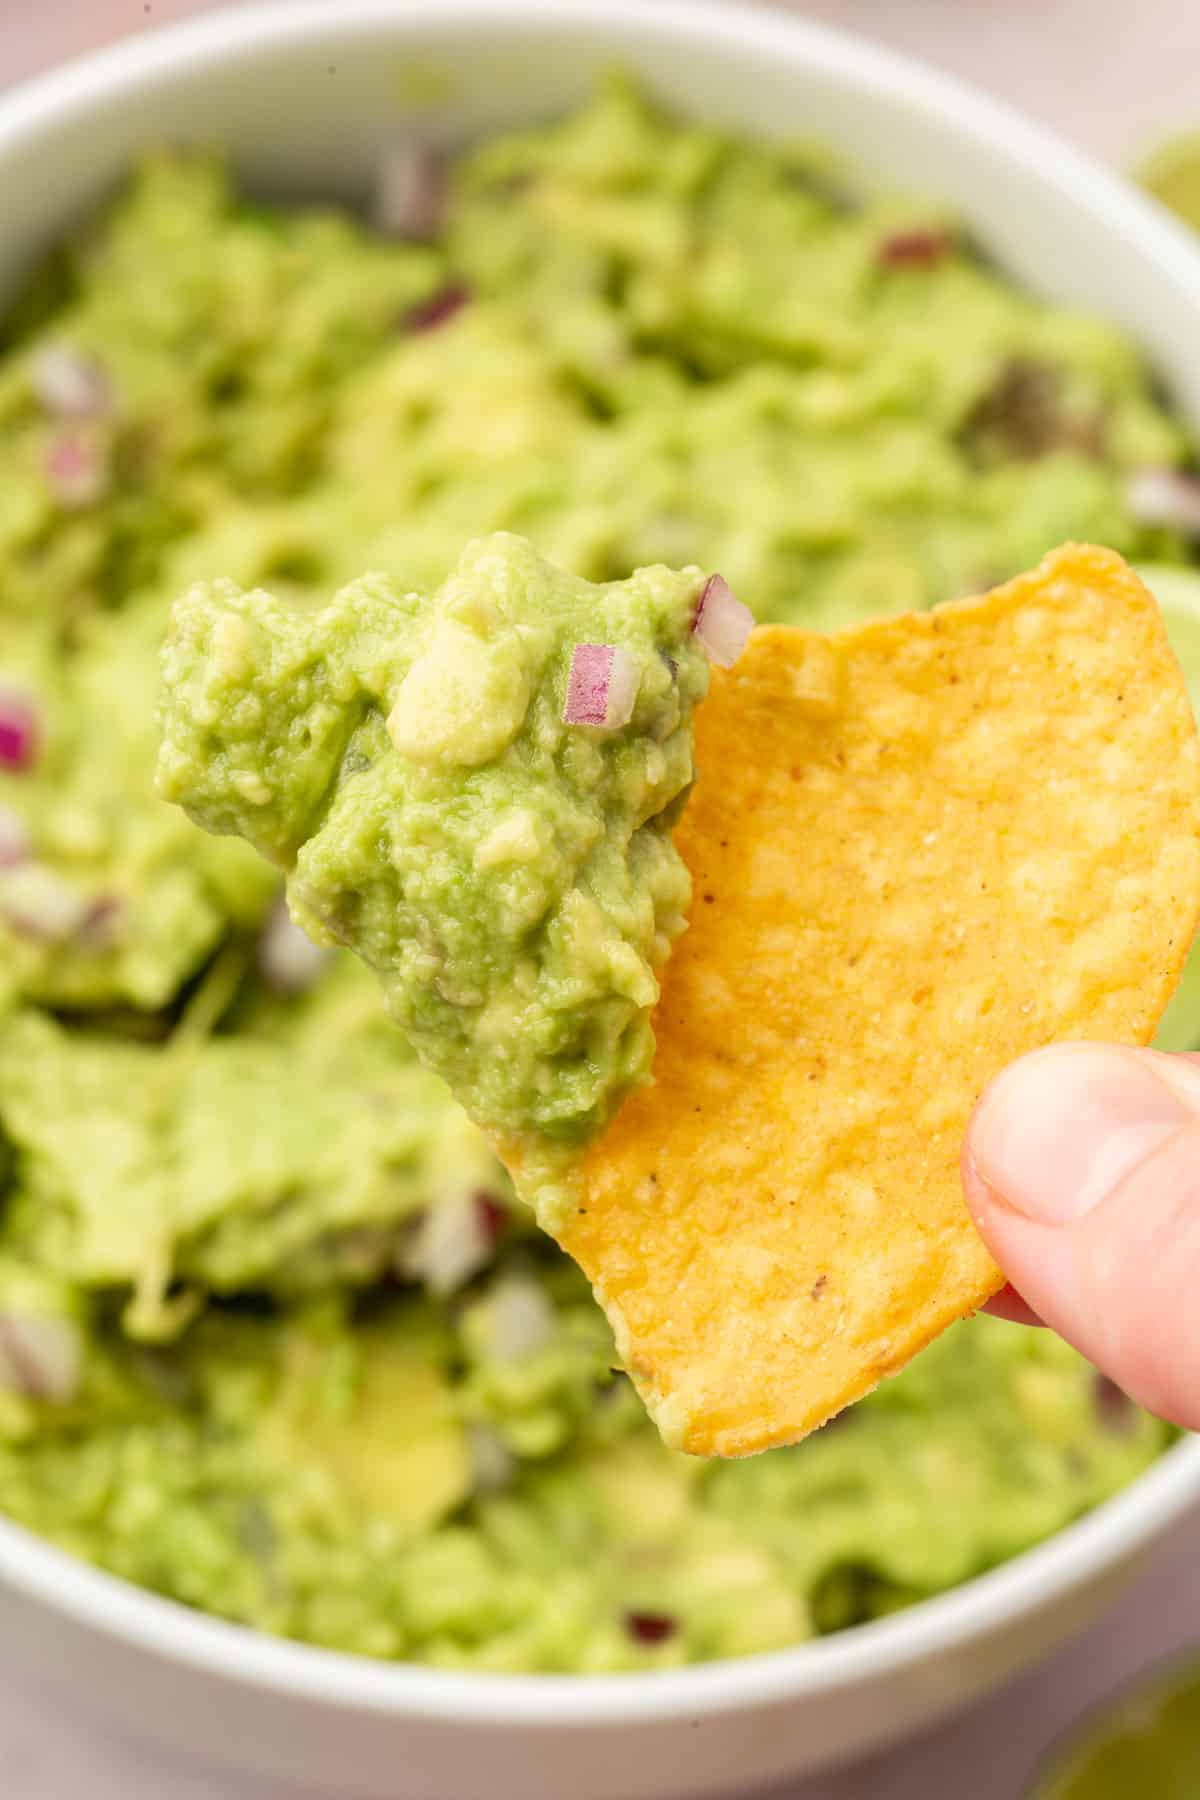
[
  {"x1": 0, "y1": 79, "x2": 1187, "y2": 1670},
  {"x1": 157, "y1": 535, "x2": 711, "y2": 1221}
]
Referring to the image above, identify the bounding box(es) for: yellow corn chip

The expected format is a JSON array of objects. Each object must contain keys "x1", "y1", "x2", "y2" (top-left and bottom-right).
[{"x1": 556, "y1": 544, "x2": 1200, "y2": 1457}]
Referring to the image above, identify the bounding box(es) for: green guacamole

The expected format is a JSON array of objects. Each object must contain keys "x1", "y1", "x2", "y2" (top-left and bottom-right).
[
  {"x1": 157, "y1": 536, "x2": 709, "y2": 1221},
  {"x1": 0, "y1": 79, "x2": 1188, "y2": 1671}
]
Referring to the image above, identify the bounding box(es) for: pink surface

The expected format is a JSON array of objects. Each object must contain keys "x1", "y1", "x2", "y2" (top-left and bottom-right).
[{"x1": 1, "y1": 4, "x2": 1199, "y2": 1797}]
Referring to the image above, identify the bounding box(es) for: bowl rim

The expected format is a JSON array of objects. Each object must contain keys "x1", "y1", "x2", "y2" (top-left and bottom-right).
[
  {"x1": 0, "y1": 1435, "x2": 1197, "y2": 1722},
  {"x1": 1, "y1": 0, "x2": 1199, "y2": 1725}
]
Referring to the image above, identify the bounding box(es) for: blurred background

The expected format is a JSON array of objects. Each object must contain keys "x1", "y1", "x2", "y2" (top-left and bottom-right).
[
  {"x1": 6, "y1": 0, "x2": 1200, "y2": 163},
  {"x1": 2, "y1": 3, "x2": 1200, "y2": 1798}
]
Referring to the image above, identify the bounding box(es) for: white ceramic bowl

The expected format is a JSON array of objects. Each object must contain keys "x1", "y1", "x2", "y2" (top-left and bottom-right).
[{"x1": 1, "y1": 5, "x2": 1199, "y2": 1796}]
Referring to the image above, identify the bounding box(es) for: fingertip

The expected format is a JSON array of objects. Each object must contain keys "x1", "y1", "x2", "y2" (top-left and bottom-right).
[{"x1": 964, "y1": 1042, "x2": 1194, "y2": 1228}]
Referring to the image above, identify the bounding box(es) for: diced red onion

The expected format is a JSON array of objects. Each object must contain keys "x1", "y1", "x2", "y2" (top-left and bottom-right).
[
  {"x1": 563, "y1": 644, "x2": 640, "y2": 729},
  {"x1": 77, "y1": 893, "x2": 124, "y2": 951},
  {"x1": 0, "y1": 688, "x2": 38, "y2": 771},
  {"x1": 475, "y1": 1191, "x2": 507, "y2": 1247},
  {"x1": 402, "y1": 1188, "x2": 497, "y2": 1296},
  {"x1": 0, "y1": 863, "x2": 92, "y2": 942},
  {"x1": 692, "y1": 574, "x2": 753, "y2": 669},
  {"x1": 0, "y1": 808, "x2": 28, "y2": 868},
  {"x1": 45, "y1": 431, "x2": 107, "y2": 509},
  {"x1": 878, "y1": 228, "x2": 953, "y2": 269},
  {"x1": 258, "y1": 899, "x2": 328, "y2": 994},
  {"x1": 467, "y1": 1422, "x2": 514, "y2": 1492},
  {"x1": 0, "y1": 1313, "x2": 81, "y2": 1403},
  {"x1": 374, "y1": 144, "x2": 447, "y2": 242},
  {"x1": 487, "y1": 1274, "x2": 555, "y2": 1364},
  {"x1": 624, "y1": 1610, "x2": 677, "y2": 1646},
  {"x1": 30, "y1": 344, "x2": 112, "y2": 420},
  {"x1": 405, "y1": 282, "x2": 470, "y2": 334},
  {"x1": 1125, "y1": 467, "x2": 1200, "y2": 536}
]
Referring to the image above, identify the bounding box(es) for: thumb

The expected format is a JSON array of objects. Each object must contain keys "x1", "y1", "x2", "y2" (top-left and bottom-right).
[{"x1": 962, "y1": 1042, "x2": 1200, "y2": 1430}]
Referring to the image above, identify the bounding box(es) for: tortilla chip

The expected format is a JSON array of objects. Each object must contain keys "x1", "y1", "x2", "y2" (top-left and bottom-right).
[{"x1": 556, "y1": 544, "x2": 1200, "y2": 1457}]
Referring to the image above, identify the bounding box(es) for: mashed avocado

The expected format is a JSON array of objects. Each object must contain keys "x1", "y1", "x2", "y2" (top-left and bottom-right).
[
  {"x1": 157, "y1": 535, "x2": 710, "y2": 1220},
  {"x1": 0, "y1": 79, "x2": 1185, "y2": 1670}
]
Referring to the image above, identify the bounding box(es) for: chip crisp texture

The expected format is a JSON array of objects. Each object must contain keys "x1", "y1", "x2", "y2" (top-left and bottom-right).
[{"x1": 553, "y1": 545, "x2": 1200, "y2": 1457}]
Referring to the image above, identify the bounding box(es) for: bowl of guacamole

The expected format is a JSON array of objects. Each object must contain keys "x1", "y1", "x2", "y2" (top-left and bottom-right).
[{"x1": 2, "y1": 5, "x2": 1200, "y2": 1797}]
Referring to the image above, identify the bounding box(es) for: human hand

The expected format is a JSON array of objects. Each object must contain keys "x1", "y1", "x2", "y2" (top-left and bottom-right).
[{"x1": 962, "y1": 1044, "x2": 1200, "y2": 1429}]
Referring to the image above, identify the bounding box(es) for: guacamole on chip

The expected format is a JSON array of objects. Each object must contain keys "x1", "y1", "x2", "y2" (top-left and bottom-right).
[
  {"x1": 0, "y1": 79, "x2": 1193, "y2": 1667},
  {"x1": 157, "y1": 534, "x2": 713, "y2": 1220}
]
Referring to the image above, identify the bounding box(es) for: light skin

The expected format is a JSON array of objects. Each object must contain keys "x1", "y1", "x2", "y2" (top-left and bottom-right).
[{"x1": 962, "y1": 1044, "x2": 1200, "y2": 1430}]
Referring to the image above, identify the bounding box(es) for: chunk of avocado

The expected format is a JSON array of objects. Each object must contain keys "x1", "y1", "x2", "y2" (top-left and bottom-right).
[{"x1": 271, "y1": 1314, "x2": 472, "y2": 1534}]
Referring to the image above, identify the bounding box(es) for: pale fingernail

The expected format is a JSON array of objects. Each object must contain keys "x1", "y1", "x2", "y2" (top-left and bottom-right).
[{"x1": 969, "y1": 1044, "x2": 1196, "y2": 1226}]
